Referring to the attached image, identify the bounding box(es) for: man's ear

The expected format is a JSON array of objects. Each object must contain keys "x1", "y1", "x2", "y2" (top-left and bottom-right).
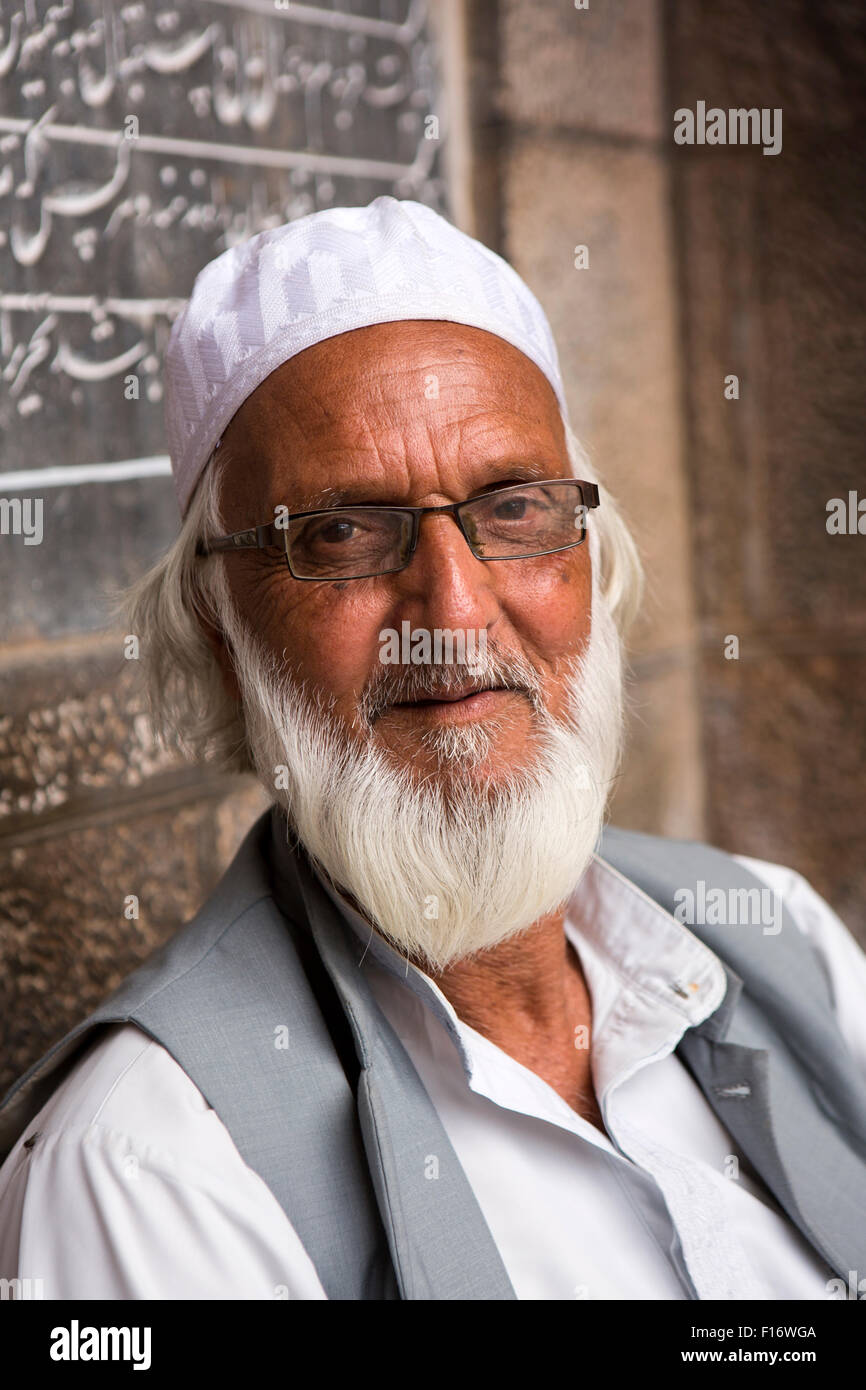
[{"x1": 197, "y1": 609, "x2": 242, "y2": 705}]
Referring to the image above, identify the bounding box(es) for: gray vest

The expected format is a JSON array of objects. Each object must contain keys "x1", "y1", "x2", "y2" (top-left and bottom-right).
[{"x1": 2, "y1": 807, "x2": 865, "y2": 1299}]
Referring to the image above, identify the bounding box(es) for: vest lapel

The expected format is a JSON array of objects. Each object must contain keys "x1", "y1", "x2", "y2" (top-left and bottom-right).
[{"x1": 274, "y1": 831, "x2": 517, "y2": 1301}]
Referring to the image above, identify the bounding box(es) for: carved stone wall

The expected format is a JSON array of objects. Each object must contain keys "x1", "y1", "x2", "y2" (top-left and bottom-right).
[
  {"x1": 0, "y1": 0, "x2": 447, "y2": 640},
  {"x1": 0, "y1": 0, "x2": 450, "y2": 1094}
]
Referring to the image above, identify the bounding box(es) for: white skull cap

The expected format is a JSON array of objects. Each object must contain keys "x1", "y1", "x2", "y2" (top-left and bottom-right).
[{"x1": 164, "y1": 195, "x2": 569, "y2": 517}]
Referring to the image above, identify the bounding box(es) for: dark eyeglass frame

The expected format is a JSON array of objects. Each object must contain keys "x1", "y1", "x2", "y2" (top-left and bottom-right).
[{"x1": 195, "y1": 477, "x2": 601, "y2": 582}]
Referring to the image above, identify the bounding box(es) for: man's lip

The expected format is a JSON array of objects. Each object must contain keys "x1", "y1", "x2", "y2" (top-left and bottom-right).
[
  {"x1": 392, "y1": 685, "x2": 506, "y2": 707},
  {"x1": 371, "y1": 686, "x2": 532, "y2": 726}
]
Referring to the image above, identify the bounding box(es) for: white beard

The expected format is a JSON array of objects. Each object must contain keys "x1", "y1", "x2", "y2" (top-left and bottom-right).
[{"x1": 216, "y1": 580, "x2": 625, "y2": 974}]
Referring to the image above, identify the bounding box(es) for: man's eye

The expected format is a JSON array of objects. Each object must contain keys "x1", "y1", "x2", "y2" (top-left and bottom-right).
[
  {"x1": 492, "y1": 496, "x2": 535, "y2": 520},
  {"x1": 311, "y1": 519, "x2": 357, "y2": 545}
]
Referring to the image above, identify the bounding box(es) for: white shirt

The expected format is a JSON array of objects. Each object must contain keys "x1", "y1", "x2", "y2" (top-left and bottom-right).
[{"x1": 1, "y1": 849, "x2": 864, "y2": 1300}]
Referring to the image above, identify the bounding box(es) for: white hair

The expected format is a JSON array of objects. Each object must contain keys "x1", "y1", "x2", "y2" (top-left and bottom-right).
[{"x1": 119, "y1": 420, "x2": 643, "y2": 772}]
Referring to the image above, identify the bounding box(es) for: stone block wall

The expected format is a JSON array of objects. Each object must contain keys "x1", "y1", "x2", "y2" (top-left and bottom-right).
[{"x1": 662, "y1": 0, "x2": 866, "y2": 942}]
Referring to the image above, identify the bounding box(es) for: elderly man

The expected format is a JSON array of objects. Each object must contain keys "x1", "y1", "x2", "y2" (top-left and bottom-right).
[{"x1": 1, "y1": 197, "x2": 865, "y2": 1302}]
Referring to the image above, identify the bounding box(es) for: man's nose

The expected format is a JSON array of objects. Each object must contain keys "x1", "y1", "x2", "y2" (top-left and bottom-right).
[{"x1": 389, "y1": 511, "x2": 501, "y2": 635}]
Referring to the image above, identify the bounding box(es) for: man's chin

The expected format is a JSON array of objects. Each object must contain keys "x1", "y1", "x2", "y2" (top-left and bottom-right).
[{"x1": 370, "y1": 720, "x2": 548, "y2": 790}]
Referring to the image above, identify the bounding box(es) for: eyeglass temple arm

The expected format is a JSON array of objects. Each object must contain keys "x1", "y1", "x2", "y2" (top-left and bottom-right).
[
  {"x1": 580, "y1": 482, "x2": 600, "y2": 508},
  {"x1": 196, "y1": 523, "x2": 279, "y2": 556}
]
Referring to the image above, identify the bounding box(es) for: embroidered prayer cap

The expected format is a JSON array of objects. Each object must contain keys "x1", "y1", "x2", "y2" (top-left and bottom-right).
[{"x1": 164, "y1": 195, "x2": 570, "y2": 517}]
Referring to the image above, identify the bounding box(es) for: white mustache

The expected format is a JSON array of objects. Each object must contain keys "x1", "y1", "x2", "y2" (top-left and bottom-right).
[{"x1": 360, "y1": 648, "x2": 543, "y2": 725}]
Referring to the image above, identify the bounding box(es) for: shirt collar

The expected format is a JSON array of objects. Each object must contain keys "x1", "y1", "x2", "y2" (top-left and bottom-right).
[{"x1": 308, "y1": 847, "x2": 729, "y2": 1079}]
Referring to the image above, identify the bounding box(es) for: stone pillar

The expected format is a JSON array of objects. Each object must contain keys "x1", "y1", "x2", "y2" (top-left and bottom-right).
[{"x1": 463, "y1": 0, "x2": 706, "y2": 840}]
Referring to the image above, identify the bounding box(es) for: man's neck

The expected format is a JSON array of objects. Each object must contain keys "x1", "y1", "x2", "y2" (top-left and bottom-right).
[
  {"x1": 426, "y1": 908, "x2": 606, "y2": 1133},
  {"x1": 427, "y1": 907, "x2": 581, "y2": 1038}
]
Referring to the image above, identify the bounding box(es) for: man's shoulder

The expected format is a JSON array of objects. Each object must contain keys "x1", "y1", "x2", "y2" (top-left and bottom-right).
[
  {"x1": 600, "y1": 821, "x2": 752, "y2": 863},
  {"x1": 596, "y1": 823, "x2": 855, "y2": 992},
  {"x1": 0, "y1": 1022, "x2": 268, "y2": 1195},
  {"x1": 599, "y1": 822, "x2": 815, "y2": 905},
  {"x1": 22, "y1": 1022, "x2": 208, "y2": 1141},
  {"x1": 597, "y1": 823, "x2": 769, "y2": 902},
  {"x1": 598, "y1": 824, "x2": 850, "y2": 938},
  {"x1": 0, "y1": 1020, "x2": 322, "y2": 1302}
]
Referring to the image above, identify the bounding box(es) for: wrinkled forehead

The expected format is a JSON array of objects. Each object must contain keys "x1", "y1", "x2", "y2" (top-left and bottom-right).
[{"x1": 220, "y1": 320, "x2": 568, "y2": 462}]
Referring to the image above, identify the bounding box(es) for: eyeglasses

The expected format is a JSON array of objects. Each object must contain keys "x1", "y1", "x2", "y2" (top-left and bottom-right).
[{"x1": 196, "y1": 478, "x2": 600, "y2": 582}]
